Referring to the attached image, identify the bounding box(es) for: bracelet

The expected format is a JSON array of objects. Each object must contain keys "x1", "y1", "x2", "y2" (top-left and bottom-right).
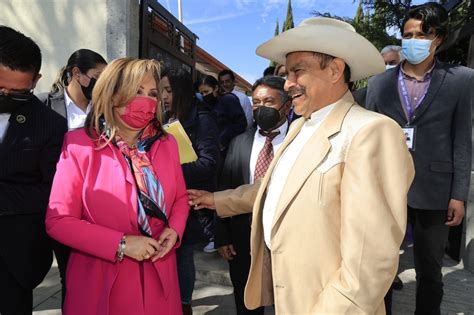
[{"x1": 116, "y1": 235, "x2": 126, "y2": 262}]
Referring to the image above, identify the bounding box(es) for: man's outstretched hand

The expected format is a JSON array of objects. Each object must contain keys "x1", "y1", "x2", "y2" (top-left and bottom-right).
[{"x1": 187, "y1": 189, "x2": 216, "y2": 210}]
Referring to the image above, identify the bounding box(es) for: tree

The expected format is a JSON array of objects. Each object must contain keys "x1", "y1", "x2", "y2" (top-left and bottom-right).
[
  {"x1": 313, "y1": 2, "x2": 399, "y2": 51},
  {"x1": 282, "y1": 0, "x2": 294, "y2": 32},
  {"x1": 270, "y1": 19, "x2": 280, "y2": 66}
]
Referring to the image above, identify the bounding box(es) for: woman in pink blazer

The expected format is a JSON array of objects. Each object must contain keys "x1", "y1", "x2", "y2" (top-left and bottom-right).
[{"x1": 46, "y1": 58, "x2": 189, "y2": 315}]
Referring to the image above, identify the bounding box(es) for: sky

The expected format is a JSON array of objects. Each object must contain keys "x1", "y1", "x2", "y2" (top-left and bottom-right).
[{"x1": 157, "y1": 0, "x2": 424, "y2": 85}]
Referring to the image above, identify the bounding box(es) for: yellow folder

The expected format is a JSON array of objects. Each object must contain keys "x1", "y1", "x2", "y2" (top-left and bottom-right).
[{"x1": 163, "y1": 120, "x2": 198, "y2": 164}]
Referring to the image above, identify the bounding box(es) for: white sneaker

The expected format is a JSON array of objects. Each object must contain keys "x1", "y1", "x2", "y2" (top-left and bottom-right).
[{"x1": 203, "y1": 241, "x2": 217, "y2": 253}]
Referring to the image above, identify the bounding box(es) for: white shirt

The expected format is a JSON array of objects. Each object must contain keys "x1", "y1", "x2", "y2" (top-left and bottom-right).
[
  {"x1": 232, "y1": 88, "x2": 254, "y2": 127},
  {"x1": 262, "y1": 103, "x2": 335, "y2": 249},
  {"x1": 249, "y1": 120, "x2": 288, "y2": 184},
  {"x1": 0, "y1": 113, "x2": 11, "y2": 143},
  {"x1": 64, "y1": 90, "x2": 91, "y2": 131}
]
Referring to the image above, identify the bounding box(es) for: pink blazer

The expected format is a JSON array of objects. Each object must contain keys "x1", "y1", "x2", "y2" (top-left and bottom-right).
[{"x1": 46, "y1": 129, "x2": 189, "y2": 315}]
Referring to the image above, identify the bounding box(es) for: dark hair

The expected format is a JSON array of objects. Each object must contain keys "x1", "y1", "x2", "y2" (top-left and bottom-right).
[
  {"x1": 263, "y1": 66, "x2": 276, "y2": 77},
  {"x1": 0, "y1": 25, "x2": 41, "y2": 75},
  {"x1": 218, "y1": 69, "x2": 235, "y2": 81},
  {"x1": 51, "y1": 49, "x2": 107, "y2": 93},
  {"x1": 402, "y1": 3, "x2": 449, "y2": 39},
  {"x1": 312, "y1": 52, "x2": 351, "y2": 84},
  {"x1": 252, "y1": 75, "x2": 290, "y2": 104},
  {"x1": 161, "y1": 68, "x2": 194, "y2": 121},
  {"x1": 199, "y1": 75, "x2": 219, "y2": 90}
]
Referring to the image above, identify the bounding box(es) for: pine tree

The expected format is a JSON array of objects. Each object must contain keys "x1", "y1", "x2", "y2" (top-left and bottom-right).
[
  {"x1": 282, "y1": 0, "x2": 294, "y2": 32},
  {"x1": 270, "y1": 19, "x2": 280, "y2": 66},
  {"x1": 354, "y1": 0, "x2": 364, "y2": 25}
]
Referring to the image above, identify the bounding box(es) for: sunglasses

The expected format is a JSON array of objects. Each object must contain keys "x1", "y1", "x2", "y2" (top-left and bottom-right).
[{"x1": 0, "y1": 89, "x2": 34, "y2": 102}]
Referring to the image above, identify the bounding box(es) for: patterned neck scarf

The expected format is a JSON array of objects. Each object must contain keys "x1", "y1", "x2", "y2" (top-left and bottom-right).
[{"x1": 112, "y1": 120, "x2": 168, "y2": 237}]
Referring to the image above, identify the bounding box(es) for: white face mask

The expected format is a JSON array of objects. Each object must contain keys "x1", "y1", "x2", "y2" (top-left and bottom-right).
[{"x1": 385, "y1": 64, "x2": 397, "y2": 71}]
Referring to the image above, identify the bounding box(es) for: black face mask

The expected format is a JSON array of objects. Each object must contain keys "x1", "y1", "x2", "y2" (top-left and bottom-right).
[
  {"x1": 203, "y1": 93, "x2": 218, "y2": 106},
  {"x1": 253, "y1": 106, "x2": 282, "y2": 132},
  {"x1": 0, "y1": 95, "x2": 28, "y2": 114},
  {"x1": 81, "y1": 77, "x2": 97, "y2": 100}
]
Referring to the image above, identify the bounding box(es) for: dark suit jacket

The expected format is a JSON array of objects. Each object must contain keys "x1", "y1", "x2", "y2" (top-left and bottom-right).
[
  {"x1": 215, "y1": 127, "x2": 256, "y2": 247},
  {"x1": 180, "y1": 102, "x2": 220, "y2": 245},
  {"x1": 0, "y1": 96, "x2": 67, "y2": 289},
  {"x1": 363, "y1": 61, "x2": 474, "y2": 210}
]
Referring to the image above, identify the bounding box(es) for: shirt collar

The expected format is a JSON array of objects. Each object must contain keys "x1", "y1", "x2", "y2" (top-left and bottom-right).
[
  {"x1": 306, "y1": 102, "x2": 336, "y2": 126},
  {"x1": 64, "y1": 90, "x2": 91, "y2": 112},
  {"x1": 400, "y1": 60, "x2": 436, "y2": 82},
  {"x1": 256, "y1": 119, "x2": 288, "y2": 139}
]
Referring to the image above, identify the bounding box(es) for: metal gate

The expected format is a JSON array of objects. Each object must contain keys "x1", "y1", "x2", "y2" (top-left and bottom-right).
[{"x1": 139, "y1": 0, "x2": 197, "y2": 77}]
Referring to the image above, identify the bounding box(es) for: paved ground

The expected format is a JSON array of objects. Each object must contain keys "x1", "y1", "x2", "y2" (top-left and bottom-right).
[{"x1": 33, "y1": 242, "x2": 474, "y2": 314}]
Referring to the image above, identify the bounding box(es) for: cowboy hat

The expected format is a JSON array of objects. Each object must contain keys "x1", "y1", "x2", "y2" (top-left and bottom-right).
[{"x1": 256, "y1": 17, "x2": 385, "y2": 81}]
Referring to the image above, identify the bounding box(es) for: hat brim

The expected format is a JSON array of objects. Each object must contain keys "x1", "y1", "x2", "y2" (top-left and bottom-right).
[{"x1": 256, "y1": 23, "x2": 385, "y2": 82}]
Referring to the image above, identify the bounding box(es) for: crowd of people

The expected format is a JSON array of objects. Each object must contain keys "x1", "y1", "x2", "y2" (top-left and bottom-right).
[{"x1": 0, "y1": 2, "x2": 473, "y2": 315}]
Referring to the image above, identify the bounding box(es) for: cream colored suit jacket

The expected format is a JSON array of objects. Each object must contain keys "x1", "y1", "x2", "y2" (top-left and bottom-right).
[{"x1": 215, "y1": 92, "x2": 415, "y2": 314}]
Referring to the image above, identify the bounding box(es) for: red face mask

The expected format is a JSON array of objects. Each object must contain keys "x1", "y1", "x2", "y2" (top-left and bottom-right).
[{"x1": 119, "y1": 96, "x2": 157, "y2": 129}]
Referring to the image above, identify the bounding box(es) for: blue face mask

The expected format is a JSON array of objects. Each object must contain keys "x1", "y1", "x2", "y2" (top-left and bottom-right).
[
  {"x1": 385, "y1": 64, "x2": 397, "y2": 71},
  {"x1": 402, "y1": 38, "x2": 433, "y2": 65}
]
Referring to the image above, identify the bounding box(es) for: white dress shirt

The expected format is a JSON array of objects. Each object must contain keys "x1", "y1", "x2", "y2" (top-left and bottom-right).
[
  {"x1": 0, "y1": 113, "x2": 11, "y2": 143},
  {"x1": 262, "y1": 103, "x2": 335, "y2": 249},
  {"x1": 64, "y1": 90, "x2": 91, "y2": 131},
  {"x1": 249, "y1": 120, "x2": 288, "y2": 184},
  {"x1": 232, "y1": 88, "x2": 254, "y2": 127}
]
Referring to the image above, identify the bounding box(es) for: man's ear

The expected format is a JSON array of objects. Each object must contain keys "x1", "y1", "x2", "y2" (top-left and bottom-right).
[
  {"x1": 433, "y1": 35, "x2": 444, "y2": 48},
  {"x1": 330, "y1": 58, "x2": 346, "y2": 83},
  {"x1": 32, "y1": 73, "x2": 42, "y2": 89}
]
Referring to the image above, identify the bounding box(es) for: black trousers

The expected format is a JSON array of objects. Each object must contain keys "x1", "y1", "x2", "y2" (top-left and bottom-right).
[
  {"x1": 228, "y1": 215, "x2": 264, "y2": 315},
  {"x1": 52, "y1": 240, "x2": 70, "y2": 308},
  {"x1": 0, "y1": 256, "x2": 32, "y2": 315},
  {"x1": 409, "y1": 207, "x2": 449, "y2": 315}
]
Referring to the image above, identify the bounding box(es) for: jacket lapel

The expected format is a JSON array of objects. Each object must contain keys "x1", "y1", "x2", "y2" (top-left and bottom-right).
[
  {"x1": 270, "y1": 93, "x2": 355, "y2": 229},
  {"x1": 2, "y1": 102, "x2": 33, "y2": 148},
  {"x1": 384, "y1": 67, "x2": 407, "y2": 124},
  {"x1": 251, "y1": 117, "x2": 305, "y2": 225},
  {"x1": 412, "y1": 61, "x2": 446, "y2": 123},
  {"x1": 241, "y1": 128, "x2": 255, "y2": 184}
]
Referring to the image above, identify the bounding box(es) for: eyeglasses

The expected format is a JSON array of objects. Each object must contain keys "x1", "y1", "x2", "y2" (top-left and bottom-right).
[{"x1": 0, "y1": 89, "x2": 34, "y2": 102}]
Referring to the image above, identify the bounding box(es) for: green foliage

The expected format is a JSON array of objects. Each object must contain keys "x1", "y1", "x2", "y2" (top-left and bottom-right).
[
  {"x1": 282, "y1": 0, "x2": 295, "y2": 32},
  {"x1": 270, "y1": 19, "x2": 280, "y2": 66},
  {"x1": 313, "y1": 1, "x2": 401, "y2": 51}
]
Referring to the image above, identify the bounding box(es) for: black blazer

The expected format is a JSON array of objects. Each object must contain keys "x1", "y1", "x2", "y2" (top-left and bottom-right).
[
  {"x1": 0, "y1": 96, "x2": 67, "y2": 289},
  {"x1": 215, "y1": 127, "x2": 256, "y2": 247},
  {"x1": 364, "y1": 61, "x2": 474, "y2": 210},
  {"x1": 180, "y1": 102, "x2": 220, "y2": 245}
]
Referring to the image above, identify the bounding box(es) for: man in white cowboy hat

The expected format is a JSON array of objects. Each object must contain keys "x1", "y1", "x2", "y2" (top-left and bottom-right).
[{"x1": 188, "y1": 17, "x2": 414, "y2": 314}]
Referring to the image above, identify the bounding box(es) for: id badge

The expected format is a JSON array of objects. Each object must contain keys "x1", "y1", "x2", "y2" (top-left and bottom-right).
[{"x1": 402, "y1": 126, "x2": 416, "y2": 151}]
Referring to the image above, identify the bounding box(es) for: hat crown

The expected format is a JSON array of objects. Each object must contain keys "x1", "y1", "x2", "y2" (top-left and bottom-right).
[{"x1": 299, "y1": 17, "x2": 355, "y2": 33}]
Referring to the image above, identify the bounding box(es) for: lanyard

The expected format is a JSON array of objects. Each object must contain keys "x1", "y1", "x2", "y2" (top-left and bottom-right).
[{"x1": 398, "y1": 70, "x2": 429, "y2": 124}]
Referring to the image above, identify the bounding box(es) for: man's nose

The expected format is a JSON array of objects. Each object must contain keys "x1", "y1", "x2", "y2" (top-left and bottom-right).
[{"x1": 284, "y1": 78, "x2": 295, "y2": 91}]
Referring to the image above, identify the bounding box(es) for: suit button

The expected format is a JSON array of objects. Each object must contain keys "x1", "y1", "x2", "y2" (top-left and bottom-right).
[{"x1": 275, "y1": 284, "x2": 285, "y2": 289}]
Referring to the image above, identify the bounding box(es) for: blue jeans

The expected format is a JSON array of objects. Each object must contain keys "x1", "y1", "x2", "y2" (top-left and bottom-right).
[{"x1": 176, "y1": 244, "x2": 196, "y2": 305}]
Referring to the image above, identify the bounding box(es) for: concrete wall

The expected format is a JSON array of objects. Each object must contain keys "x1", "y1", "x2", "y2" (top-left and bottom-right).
[{"x1": 0, "y1": 0, "x2": 139, "y2": 93}]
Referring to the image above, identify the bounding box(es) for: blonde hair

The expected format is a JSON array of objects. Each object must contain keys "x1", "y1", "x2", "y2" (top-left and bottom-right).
[{"x1": 85, "y1": 57, "x2": 164, "y2": 145}]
